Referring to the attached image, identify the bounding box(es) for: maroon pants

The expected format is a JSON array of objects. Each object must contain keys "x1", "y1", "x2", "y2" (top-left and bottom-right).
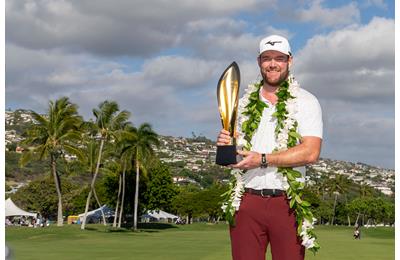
[{"x1": 230, "y1": 193, "x2": 305, "y2": 260}]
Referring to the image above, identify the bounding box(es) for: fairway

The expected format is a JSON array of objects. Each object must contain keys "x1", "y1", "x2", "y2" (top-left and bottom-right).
[{"x1": 6, "y1": 223, "x2": 394, "y2": 260}]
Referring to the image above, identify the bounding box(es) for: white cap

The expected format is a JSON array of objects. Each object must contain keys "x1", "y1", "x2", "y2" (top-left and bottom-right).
[{"x1": 259, "y1": 35, "x2": 291, "y2": 56}]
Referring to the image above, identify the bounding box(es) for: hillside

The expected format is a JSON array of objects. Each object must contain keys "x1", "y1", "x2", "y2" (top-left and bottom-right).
[{"x1": 5, "y1": 109, "x2": 395, "y2": 196}]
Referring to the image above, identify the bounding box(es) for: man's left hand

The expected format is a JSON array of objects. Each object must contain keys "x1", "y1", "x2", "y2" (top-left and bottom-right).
[{"x1": 231, "y1": 150, "x2": 262, "y2": 170}]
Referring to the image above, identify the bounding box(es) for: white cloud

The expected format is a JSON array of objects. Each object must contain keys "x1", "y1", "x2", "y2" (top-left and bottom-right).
[
  {"x1": 5, "y1": 43, "x2": 234, "y2": 137},
  {"x1": 141, "y1": 56, "x2": 221, "y2": 88},
  {"x1": 185, "y1": 18, "x2": 247, "y2": 35},
  {"x1": 291, "y1": 16, "x2": 394, "y2": 168},
  {"x1": 297, "y1": 0, "x2": 360, "y2": 28},
  {"x1": 6, "y1": 0, "x2": 267, "y2": 57},
  {"x1": 181, "y1": 18, "x2": 260, "y2": 60},
  {"x1": 294, "y1": 17, "x2": 394, "y2": 102},
  {"x1": 264, "y1": 26, "x2": 293, "y2": 40}
]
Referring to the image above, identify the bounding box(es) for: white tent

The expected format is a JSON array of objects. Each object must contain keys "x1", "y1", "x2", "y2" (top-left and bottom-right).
[
  {"x1": 141, "y1": 210, "x2": 179, "y2": 223},
  {"x1": 5, "y1": 198, "x2": 37, "y2": 218},
  {"x1": 78, "y1": 205, "x2": 114, "y2": 223}
]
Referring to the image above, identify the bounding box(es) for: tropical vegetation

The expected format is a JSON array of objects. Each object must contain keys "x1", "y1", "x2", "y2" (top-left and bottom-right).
[{"x1": 5, "y1": 97, "x2": 395, "y2": 230}]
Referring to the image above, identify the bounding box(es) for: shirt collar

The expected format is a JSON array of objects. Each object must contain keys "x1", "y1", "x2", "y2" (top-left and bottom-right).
[{"x1": 259, "y1": 88, "x2": 274, "y2": 105}]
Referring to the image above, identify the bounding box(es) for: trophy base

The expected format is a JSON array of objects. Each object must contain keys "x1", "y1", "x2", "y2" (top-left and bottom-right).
[{"x1": 216, "y1": 145, "x2": 237, "y2": 166}]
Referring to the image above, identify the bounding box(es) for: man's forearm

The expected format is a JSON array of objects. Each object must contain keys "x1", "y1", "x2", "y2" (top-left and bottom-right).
[{"x1": 267, "y1": 137, "x2": 322, "y2": 167}]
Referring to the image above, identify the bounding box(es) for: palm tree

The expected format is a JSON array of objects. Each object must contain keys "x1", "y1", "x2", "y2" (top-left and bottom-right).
[
  {"x1": 326, "y1": 174, "x2": 350, "y2": 225},
  {"x1": 81, "y1": 101, "x2": 130, "y2": 230},
  {"x1": 105, "y1": 125, "x2": 135, "y2": 228},
  {"x1": 116, "y1": 149, "x2": 130, "y2": 228},
  {"x1": 318, "y1": 176, "x2": 330, "y2": 201},
  {"x1": 116, "y1": 126, "x2": 138, "y2": 228},
  {"x1": 352, "y1": 183, "x2": 374, "y2": 226},
  {"x1": 78, "y1": 132, "x2": 107, "y2": 225},
  {"x1": 128, "y1": 123, "x2": 159, "y2": 231},
  {"x1": 102, "y1": 159, "x2": 124, "y2": 228},
  {"x1": 359, "y1": 183, "x2": 374, "y2": 198},
  {"x1": 20, "y1": 97, "x2": 83, "y2": 226}
]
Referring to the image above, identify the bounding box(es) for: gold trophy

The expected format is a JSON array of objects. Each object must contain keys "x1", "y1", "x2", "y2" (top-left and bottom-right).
[{"x1": 216, "y1": 62, "x2": 240, "y2": 166}]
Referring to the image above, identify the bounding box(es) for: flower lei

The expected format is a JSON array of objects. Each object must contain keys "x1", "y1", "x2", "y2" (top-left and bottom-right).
[{"x1": 221, "y1": 75, "x2": 320, "y2": 253}]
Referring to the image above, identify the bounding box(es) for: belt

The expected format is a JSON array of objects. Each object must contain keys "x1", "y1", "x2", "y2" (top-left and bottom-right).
[{"x1": 244, "y1": 188, "x2": 285, "y2": 197}]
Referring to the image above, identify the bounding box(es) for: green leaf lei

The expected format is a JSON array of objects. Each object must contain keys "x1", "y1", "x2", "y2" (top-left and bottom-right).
[{"x1": 222, "y1": 77, "x2": 320, "y2": 253}]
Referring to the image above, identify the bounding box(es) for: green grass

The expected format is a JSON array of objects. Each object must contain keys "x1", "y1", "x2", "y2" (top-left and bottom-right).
[
  {"x1": 306, "y1": 226, "x2": 394, "y2": 260},
  {"x1": 6, "y1": 223, "x2": 394, "y2": 260}
]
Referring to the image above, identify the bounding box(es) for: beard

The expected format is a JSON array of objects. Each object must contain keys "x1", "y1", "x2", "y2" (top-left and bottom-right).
[{"x1": 261, "y1": 66, "x2": 289, "y2": 86}]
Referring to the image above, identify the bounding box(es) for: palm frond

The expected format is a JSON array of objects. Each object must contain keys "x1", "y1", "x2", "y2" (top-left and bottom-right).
[
  {"x1": 63, "y1": 144, "x2": 85, "y2": 162},
  {"x1": 19, "y1": 150, "x2": 35, "y2": 167}
]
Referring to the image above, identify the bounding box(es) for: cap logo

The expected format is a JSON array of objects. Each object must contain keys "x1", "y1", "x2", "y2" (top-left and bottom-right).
[{"x1": 266, "y1": 40, "x2": 282, "y2": 46}]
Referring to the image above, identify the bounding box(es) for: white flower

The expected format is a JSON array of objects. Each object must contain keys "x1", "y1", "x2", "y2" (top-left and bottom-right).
[
  {"x1": 225, "y1": 169, "x2": 245, "y2": 211},
  {"x1": 232, "y1": 198, "x2": 242, "y2": 210},
  {"x1": 245, "y1": 83, "x2": 258, "y2": 94},
  {"x1": 221, "y1": 204, "x2": 227, "y2": 211},
  {"x1": 301, "y1": 236, "x2": 316, "y2": 249},
  {"x1": 237, "y1": 137, "x2": 246, "y2": 147},
  {"x1": 290, "y1": 80, "x2": 300, "y2": 91},
  {"x1": 282, "y1": 176, "x2": 290, "y2": 190},
  {"x1": 239, "y1": 94, "x2": 250, "y2": 106},
  {"x1": 302, "y1": 219, "x2": 314, "y2": 230},
  {"x1": 299, "y1": 218, "x2": 317, "y2": 248},
  {"x1": 284, "y1": 120, "x2": 295, "y2": 130},
  {"x1": 238, "y1": 116, "x2": 247, "y2": 125}
]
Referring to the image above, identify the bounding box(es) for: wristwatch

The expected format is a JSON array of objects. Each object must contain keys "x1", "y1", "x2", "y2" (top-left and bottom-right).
[{"x1": 260, "y1": 153, "x2": 268, "y2": 168}]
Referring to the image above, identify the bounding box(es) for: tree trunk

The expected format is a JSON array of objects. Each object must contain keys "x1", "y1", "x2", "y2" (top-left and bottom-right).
[
  {"x1": 331, "y1": 193, "x2": 338, "y2": 225},
  {"x1": 344, "y1": 195, "x2": 351, "y2": 226},
  {"x1": 113, "y1": 173, "x2": 122, "y2": 228},
  {"x1": 133, "y1": 158, "x2": 140, "y2": 231},
  {"x1": 118, "y1": 163, "x2": 126, "y2": 228},
  {"x1": 366, "y1": 218, "x2": 370, "y2": 228},
  {"x1": 81, "y1": 139, "x2": 105, "y2": 230},
  {"x1": 82, "y1": 189, "x2": 93, "y2": 228},
  {"x1": 51, "y1": 156, "x2": 63, "y2": 226},
  {"x1": 355, "y1": 212, "x2": 360, "y2": 227},
  {"x1": 93, "y1": 187, "x2": 107, "y2": 225}
]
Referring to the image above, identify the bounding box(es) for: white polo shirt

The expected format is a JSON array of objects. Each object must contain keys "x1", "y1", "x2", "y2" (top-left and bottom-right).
[{"x1": 241, "y1": 87, "x2": 323, "y2": 190}]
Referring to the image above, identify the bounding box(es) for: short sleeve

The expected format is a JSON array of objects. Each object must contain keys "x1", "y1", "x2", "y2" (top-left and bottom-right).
[{"x1": 296, "y1": 91, "x2": 323, "y2": 139}]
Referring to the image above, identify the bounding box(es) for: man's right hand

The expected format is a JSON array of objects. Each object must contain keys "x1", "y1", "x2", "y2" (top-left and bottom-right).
[{"x1": 217, "y1": 129, "x2": 231, "y2": 145}]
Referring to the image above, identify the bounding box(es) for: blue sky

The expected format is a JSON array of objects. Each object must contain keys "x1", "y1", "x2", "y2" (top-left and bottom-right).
[{"x1": 5, "y1": 0, "x2": 395, "y2": 168}]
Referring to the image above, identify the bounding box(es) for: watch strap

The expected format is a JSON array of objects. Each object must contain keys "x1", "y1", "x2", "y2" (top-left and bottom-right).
[{"x1": 260, "y1": 153, "x2": 268, "y2": 168}]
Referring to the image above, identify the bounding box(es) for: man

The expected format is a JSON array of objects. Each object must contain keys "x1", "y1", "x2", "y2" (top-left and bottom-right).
[
  {"x1": 217, "y1": 35, "x2": 323, "y2": 260},
  {"x1": 354, "y1": 226, "x2": 361, "y2": 239}
]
